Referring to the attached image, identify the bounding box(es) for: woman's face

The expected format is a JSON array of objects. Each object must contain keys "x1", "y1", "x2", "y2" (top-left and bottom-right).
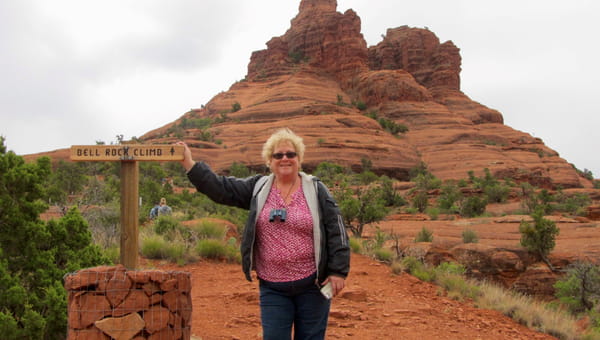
[{"x1": 270, "y1": 140, "x2": 299, "y2": 178}]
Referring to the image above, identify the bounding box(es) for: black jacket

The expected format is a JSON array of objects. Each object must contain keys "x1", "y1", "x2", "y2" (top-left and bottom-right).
[{"x1": 186, "y1": 161, "x2": 350, "y2": 284}]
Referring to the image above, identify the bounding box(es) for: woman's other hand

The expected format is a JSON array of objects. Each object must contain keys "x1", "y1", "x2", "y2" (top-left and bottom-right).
[{"x1": 322, "y1": 275, "x2": 345, "y2": 297}]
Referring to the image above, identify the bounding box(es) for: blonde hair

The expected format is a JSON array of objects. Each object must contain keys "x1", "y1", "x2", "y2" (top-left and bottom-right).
[
  {"x1": 261, "y1": 128, "x2": 305, "y2": 168},
  {"x1": 160, "y1": 197, "x2": 167, "y2": 205}
]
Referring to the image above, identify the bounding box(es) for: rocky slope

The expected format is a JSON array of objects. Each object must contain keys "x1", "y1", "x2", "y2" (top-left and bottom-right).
[{"x1": 132, "y1": 0, "x2": 591, "y2": 190}]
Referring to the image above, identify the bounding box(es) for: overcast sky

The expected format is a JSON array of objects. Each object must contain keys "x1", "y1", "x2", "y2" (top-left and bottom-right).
[{"x1": 1, "y1": 0, "x2": 598, "y2": 177}]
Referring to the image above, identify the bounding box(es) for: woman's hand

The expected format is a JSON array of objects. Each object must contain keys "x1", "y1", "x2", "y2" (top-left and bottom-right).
[
  {"x1": 322, "y1": 275, "x2": 345, "y2": 297},
  {"x1": 175, "y1": 141, "x2": 195, "y2": 172}
]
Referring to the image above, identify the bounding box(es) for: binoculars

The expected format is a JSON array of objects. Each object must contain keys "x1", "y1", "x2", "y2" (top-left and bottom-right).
[{"x1": 269, "y1": 208, "x2": 287, "y2": 222}]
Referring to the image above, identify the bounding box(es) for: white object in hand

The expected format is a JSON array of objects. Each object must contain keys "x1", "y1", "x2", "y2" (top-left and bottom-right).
[{"x1": 320, "y1": 282, "x2": 333, "y2": 299}]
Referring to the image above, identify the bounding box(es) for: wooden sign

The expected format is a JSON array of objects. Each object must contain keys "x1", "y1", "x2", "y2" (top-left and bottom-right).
[
  {"x1": 70, "y1": 144, "x2": 184, "y2": 161},
  {"x1": 70, "y1": 144, "x2": 184, "y2": 269}
]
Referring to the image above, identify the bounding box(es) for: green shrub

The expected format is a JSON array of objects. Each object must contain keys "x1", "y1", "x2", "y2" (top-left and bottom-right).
[
  {"x1": 404, "y1": 207, "x2": 419, "y2": 214},
  {"x1": 462, "y1": 229, "x2": 479, "y2": 243},
  {"x1": 374, "y1": 248, "x2": 394, "y2": 263},
  {"x1": 412, "y1": 191, "x2": 429, "y2": 213},
  {"x1": 555, "y1": 192, "x2": 591, "y2": 216},
  {"x1": 0, "y1": 141, "x2": 110, "y2": 339},
  {"x1": 377, "y1": 117, "x2": 408, "y2": 135},
  {"x1": 349, "y1": 237, "x2": 363, "y2": 254},
  {"x1": 153, "y1": 215, "x2": 180, "y2": 235},
  {"x1": 224, "y1": 237, "x2": 242, "y2": 263},
  {"x1": 196, "y1": 239, "x2": 227, "y2": 259},
  {"x1": 373, "y1": 228, "x2": 388, "y2": 249},
  {"x1": 435, "y1": 262, "x2": 466, "y2": 276},
  {"x1": 484, "y1": 184, "x2": 510, "y2": 203},
  {"x1": 140, "y1": 235, "x2": 169, "y2": 259},
  {"x1": 460, "y1": 196, "x2": 487, "y2": 217},
  {"x1": 229, "y1": 162, "x2": 251, "y2": 178},
  {"x1": 412, "y1": 266, "x2": 435, "y2": 282},
  {"x1": 192, "y1": 220, "x2": 227, "y2": 240},
  {"x1": 519, "y1": 209, "x2": 559, "y2": 262},
  {"x1": 390, "y1": 260, "x2": 404, "y2": 275},
  {"x1": 426, "y1": 207, "x2": 440, "y2": 220},
  {"x1": 102, "y1": 246, "x2": 120, "y2": 264},
  {"x1": 438, "y1": 183, "x2": 462, "y2": 212},
  {"x1": 354, "y1": 100, "x2": 367, "y2": 111},
  {"x1": 380, "y1": 176, "x2": 406, "y2": 207},
  {"x1": 554, "y1": 261, "x2": 600, "y2": 313},
  {"x1": 413, "y1": 173, "x2": 442, "y2": 190},
  {"x1": 359, "y1": 171, "x2": 379, "y2": 184},
  {"x1": 415, "y1": 227, "x2": 433, "y2": 243},
  {"x1": 435, "y1": 273, "x2": 480, "y2": 301},
  {"x1": 401, "y1": 256, "x2": 424, "y2": 273}
]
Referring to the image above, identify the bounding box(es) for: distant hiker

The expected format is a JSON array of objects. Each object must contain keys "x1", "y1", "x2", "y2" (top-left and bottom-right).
[
  {"x1": 176, "y1": 128, "x2": 350, "y2": 340},
  {"x1": 149, "y1": 204, "x2": 160, "y2": 219},
  {"x1": 157, "y1": 197, "x2": 172, "y2": 216}
]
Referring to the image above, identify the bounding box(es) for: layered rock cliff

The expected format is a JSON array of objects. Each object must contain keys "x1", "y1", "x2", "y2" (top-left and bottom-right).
[{"x1": 140, "y1": 0, "x2": 590, "y2": 189}]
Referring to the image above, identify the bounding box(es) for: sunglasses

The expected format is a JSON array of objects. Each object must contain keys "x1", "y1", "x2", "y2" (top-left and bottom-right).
[{"x1": 272, "y1": 152, "x2": 297, "y2": 160}]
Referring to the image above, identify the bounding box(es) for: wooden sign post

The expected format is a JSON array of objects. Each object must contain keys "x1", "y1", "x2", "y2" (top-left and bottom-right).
[{"x1": 70, "y1": 144, "x2": 184, "y2": 269}]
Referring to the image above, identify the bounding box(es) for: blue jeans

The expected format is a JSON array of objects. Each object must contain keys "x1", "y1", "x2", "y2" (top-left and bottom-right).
[{"x1": 259, "y1": 273, "x2": 331, "y2": 340}]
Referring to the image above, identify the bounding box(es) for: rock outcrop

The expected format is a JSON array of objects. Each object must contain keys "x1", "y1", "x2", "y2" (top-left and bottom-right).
[
  {"x1": 26, "y1": 0, "x2": 593, "y2": 189},
  {"x1": 136, "y1": 0, "x2": 590, "y2": 189}
]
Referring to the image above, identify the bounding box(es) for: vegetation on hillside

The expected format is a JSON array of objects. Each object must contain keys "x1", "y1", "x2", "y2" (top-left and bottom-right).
[{"x1": 1, "y1": 133, "x2": 597, "y2": 338}]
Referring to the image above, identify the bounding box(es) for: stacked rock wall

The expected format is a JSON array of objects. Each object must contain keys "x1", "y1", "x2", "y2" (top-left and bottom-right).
[{"x1": 64, "y1": 265, "x2": 192, "y2": 339}]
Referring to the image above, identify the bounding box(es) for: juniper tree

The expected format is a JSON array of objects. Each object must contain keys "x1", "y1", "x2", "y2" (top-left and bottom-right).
[{"x1": 519, "y1": 208, "x2": 560, "y2": 270}]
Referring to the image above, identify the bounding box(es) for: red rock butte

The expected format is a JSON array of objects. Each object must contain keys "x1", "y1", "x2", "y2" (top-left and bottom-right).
[{"x1": 30, "y1": 0, "x2": 594, "y2": 189}]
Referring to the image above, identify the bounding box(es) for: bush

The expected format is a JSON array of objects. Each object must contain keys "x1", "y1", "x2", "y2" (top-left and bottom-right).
[
  {"x1": 354, "y1": 100, "x2": 367, "y2": 111},
  {"x1": 412, "y1": 191, "x2": 429, "y2": 213},
  {"x1": 140, "y1": 235, "x2": 170, "y2": 259},
  {"x1": 390, "y1": 261, "x2": 404, "y2": 275},
  {"x1": 433, "y1": 268, "x2": 480, "y2": 301},
  {"x1": 485, "y1": 184, "x2": 510, "y2": 203},
  {"x1": 380, "y1": 176, "x2": 406, "y2": 207},
  {"x1": 413, "y1": 173, "x2": 442, "y2": 190},
  {"x1": 1, "y1": 140, "x2": 110, "y2": 339},
  {"x1": 196, "y1": 239, "x2": 227, "y2": 259},
  {"x1": 426, "y1": 207, "x2": 440, "y2": 220},
  {"x1": 555, "y1": 192, "x2": 591, "y2": 216},
  {"x1": 438, "y1": 183, "x2": 462, "y2": 212},
  {"x1": 462, "y1": 229, "x2": 479, "y2": 243},
  {"x1": 153, "y1": 215, "x2": 180, "y2": 235},
  {"x1": 435, "y1": 262, "x2": 466, "y2": 276},
  {"x1": 400, "y1": 256, "x2": 431, "y2": 281},
  {"x1": 519, "y1": 209, "x2": 559, "y2": 264},
  {"x1": 224, "y1": 237, "x2": 242, "y2": 263},
  {"x1": 192, "y1": 220, "x2": 227, "y2": 240},
  {"x1": 415, "y1": 227, "x2": 433, "y2": 243},
  {"x1": 349, "y1": 237, "x2": 363, "y2": 254},
  {"x1": 373, "y1": 248, "x2": 394, "y2": 263},
  {"x1": 359, "y1": 171, "x2": 379, "y2": 185},
  {"x1": 554, "y1": 261, "x2": 600, "y2": 313},
  {"x1": 460, "y1": 196, "x2": 487, "y2": 217}
]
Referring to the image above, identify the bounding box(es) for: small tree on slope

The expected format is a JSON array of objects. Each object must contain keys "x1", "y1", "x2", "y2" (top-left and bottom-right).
[{"x1": 519, "y1": 208, "x2": 560, "y2": 270}]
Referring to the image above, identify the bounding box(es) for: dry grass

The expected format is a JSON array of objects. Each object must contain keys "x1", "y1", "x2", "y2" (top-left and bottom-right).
[{"x1": 474, "y1": 280, "x2": 579, "y2": 340}]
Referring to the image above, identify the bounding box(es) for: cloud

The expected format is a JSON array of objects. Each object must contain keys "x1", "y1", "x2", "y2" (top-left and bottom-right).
[{"x1": 1, "y1": 0, "x2": 599, "y2": 177}]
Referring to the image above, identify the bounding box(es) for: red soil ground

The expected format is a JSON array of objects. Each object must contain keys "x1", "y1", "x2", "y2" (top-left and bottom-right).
[{"x1": 153, "y1": 253, "x2": 559, "y2": 340}]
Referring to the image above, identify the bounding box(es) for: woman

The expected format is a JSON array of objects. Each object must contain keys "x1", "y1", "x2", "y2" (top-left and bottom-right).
[{"x1": 177, "y1": 128, "x2": 350, "y2": 339}]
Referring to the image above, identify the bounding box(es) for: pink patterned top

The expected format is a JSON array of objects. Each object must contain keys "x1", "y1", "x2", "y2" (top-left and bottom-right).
[{"x1": 254, "y1": 182, "x2": 316, "y2": 282}]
